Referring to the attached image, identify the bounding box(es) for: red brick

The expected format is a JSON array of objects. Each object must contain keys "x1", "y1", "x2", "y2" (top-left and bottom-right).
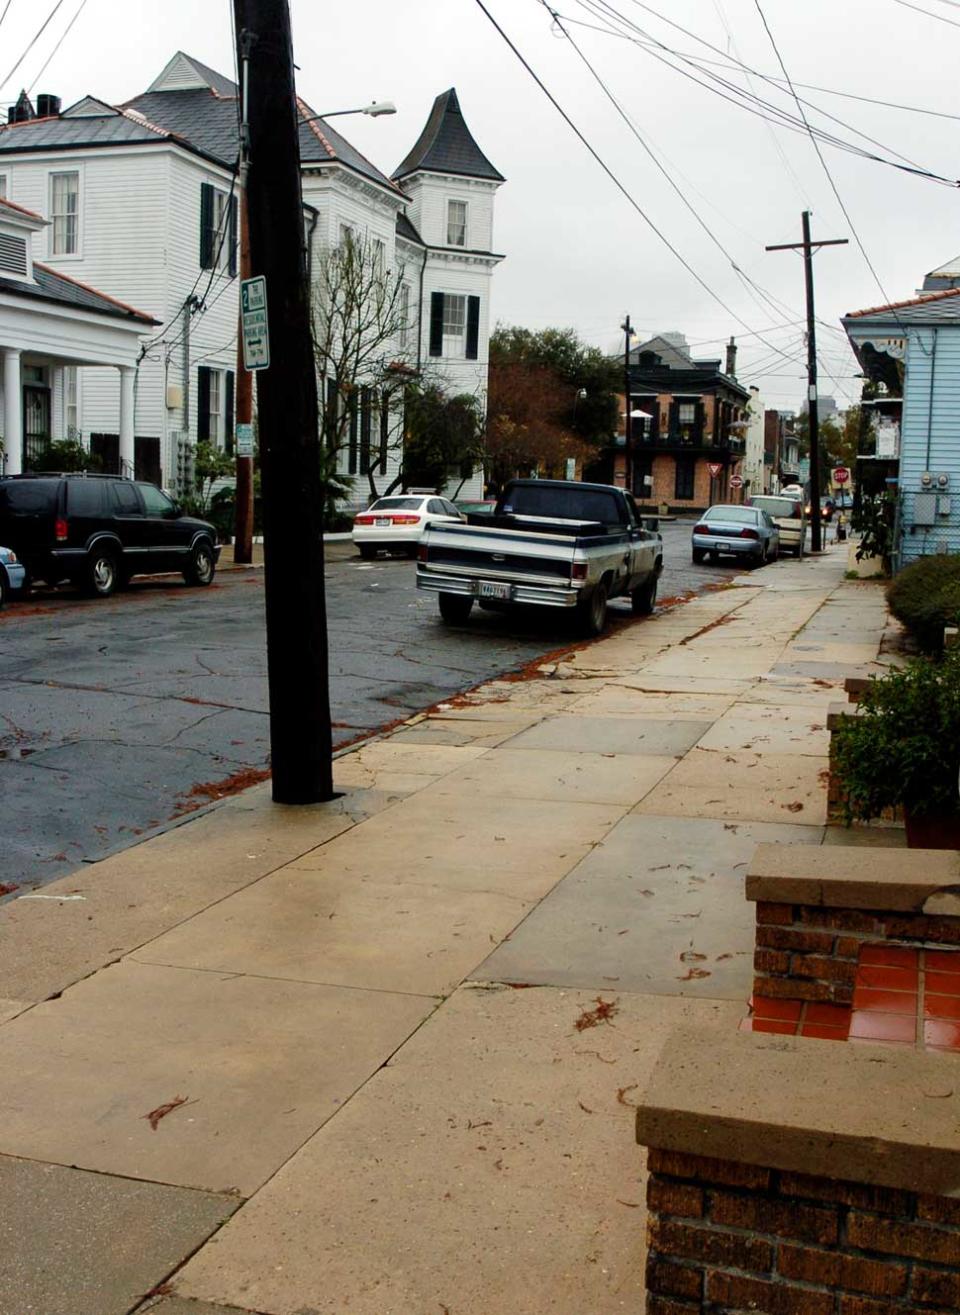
[
  {"x1": 647, "y1": 1178, "x2": 704, "y2": 1218},
  {"x1": 646, "y1": 1256, "x2": 703, "y2": 1300},
  {"x1": 835, "y1": 936, "x2": 864, "y2": 959},
  {"x1": 757, "y1": 901, "x2": 795, "y2": 926},
  {"x1": 646, "y1": 1149, "x2": 770, "y2": 1190},
  {"x1": 798, "y1": 906, "x2": 880, "y2": 933},
  {"x1": 758, "y1": 926, "x2": 836, "y2": 954},
  {"x1": 778, "y1": 1172, "x2": 912, "y2": 1215},
  {"x1": 918, "y1": 1194, "x2": 960, "y2": 1226},
  {"x1": 847, "y1": 1213, "x2": 958, "y2": 1264},
  {"x1": 706, "y1": 1270, "x2": 834, "y2": 1315},
  {"x1": 790, "y1": 954, "x2": 857, "y2": 983},
  {"x1": 777, "y1": 1243, "x2": 908, "y2": 1296},
  {"x1": 839, "y1": 1298, "x2": 899, "y2": 1315},
  {"x1": 651, "y1": 1218, "x2": 774, "y2": 1272},
  {"x1": 913, "y1": 1266, "x2": 960, "y2": 1307},
  {"x1": 754, "y1": 975, "x2": 837, "y2": 1002},
  {"x1": 647, "y1": 1297, "x2": 699, "y2": 1315},
  {"x1": 710, "y1": 1191, "x2": 838, "y2": 1244},
  {"x1": 756, "y1": 948, "x2": 791, "y2": 974},
  {"x1": 886, "y1": 914, "x2": 960, "y2": 944}
]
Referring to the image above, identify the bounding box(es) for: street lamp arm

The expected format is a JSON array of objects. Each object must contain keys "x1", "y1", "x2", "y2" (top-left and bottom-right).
[{"x1": 300, "y1": 101, "x2": 397, "y2": 124}]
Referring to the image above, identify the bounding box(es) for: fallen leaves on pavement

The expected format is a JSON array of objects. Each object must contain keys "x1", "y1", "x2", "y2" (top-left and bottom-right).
[{"x1": 574, "y1": 996, "x2": 619, "y2": 1031}]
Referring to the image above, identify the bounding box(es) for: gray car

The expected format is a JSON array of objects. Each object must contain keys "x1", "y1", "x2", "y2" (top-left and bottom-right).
[{"x1": 692, "y1": 504, "x2": 779, "y2": 566}]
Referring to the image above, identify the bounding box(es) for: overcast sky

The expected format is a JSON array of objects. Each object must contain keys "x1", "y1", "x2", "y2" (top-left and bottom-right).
[{"x1": 2, "y1": 0, "x2": 956, "y2": 409}]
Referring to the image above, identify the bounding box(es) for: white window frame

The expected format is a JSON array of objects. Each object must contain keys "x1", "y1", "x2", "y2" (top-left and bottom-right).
[
  {"x1": 212, "y1": 187, "x2": 232, "y2": 272},
  {"x1": 208, "y1": 369, "x2": 224, "y2": 448},
  {"x1": 399, "y1": 282, "x2": 411, "y2": 350},
  {"x1": 64, "y1": 366, "x2": 80, "y2": 440},
  {"x1": 678, "y1": 402, "x2": 697, "y2": 425},
  {"x1": 447, "y1": 199, "x2": 467, "y2": 247},
  {"x1": 442, "y1": 293, "x2": 467, "y2": 357},
  {"x1": 49, "y1": 170, "x2": 80, "y2": 256},
  {"x1": 339, "y1": 222, "x2": 356, "y2": 250},
  {"x1": 0, "y1": 175, "x2": 7, "y2": 200}
]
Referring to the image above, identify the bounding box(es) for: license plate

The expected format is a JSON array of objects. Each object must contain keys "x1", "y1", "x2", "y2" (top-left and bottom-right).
[
  {"x1": 375, "y1": 517, "x2": 391, "y2": 527},
  {"x1": 478, "y1": 580, "x2": 511, "y2": 600},
  {"x1": 716, "y1": 541, "x2": 730, "y2": 551}
]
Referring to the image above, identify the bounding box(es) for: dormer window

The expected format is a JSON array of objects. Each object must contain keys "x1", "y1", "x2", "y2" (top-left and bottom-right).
[
  {"x1": 50, "y1": 171, "x2": 79, "y2": 255},
  {"x1": 0, "y1": 231, "x2": 28, "y2": 278},
  {"x1": 447, "y1": 199, "x2": 467, "y2": 247}
]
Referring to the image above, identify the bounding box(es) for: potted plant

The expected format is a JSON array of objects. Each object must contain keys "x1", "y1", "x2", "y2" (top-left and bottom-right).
[{"x1": 833, "y1": 647, "x2": 960, "y2": 847}]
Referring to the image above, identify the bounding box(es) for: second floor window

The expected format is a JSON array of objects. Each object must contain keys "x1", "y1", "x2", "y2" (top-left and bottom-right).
[
  {"x1": 200, "y1": 182, "x2": 237, "y2": 275},
  {"x1": 51, "y1": 171, "x2": 79, "y2": 255},
  {"x1": 429, "y1": 291, "x2": 480, "y2": 360},
  {"x1": 447, "y1": 199, "x2": 467, "y2": 246},
  {"x1": 399, "y1": 282, "x2": 411, "y2": 350},
  {"x1": 0, "y1": 175, "x2": 7, "y2": 200},
  {"x1": 64, "y1": 366, "x2": 79, "y2": 438},
  {"x1": 442, "y1": 293, "x2": 466, "y2": 352}
]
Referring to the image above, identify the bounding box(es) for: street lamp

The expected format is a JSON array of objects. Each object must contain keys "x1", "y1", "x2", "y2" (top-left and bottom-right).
[{"x1": 301, "y1": 101, "x2": 397, "y2": 124}]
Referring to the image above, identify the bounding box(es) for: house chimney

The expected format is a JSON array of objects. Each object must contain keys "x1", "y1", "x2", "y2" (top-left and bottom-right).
[
  {"x1": 36, "y1": 94, "x2": 61, "y2": 119},
  {"x1": 8, "y1": 90, "x2": 35, "y2": 124},
  {"x1": 725, "y1": 335, "x2": 738, "y2": 377}
]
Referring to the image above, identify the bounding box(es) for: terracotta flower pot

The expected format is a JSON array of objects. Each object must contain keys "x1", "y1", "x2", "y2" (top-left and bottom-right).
[{"x1": 904, "y1": 810, "x2": 960, "y2": 850}]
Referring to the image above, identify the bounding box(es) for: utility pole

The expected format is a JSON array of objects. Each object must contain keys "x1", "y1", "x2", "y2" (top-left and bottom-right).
[
  {"x1": 232, "y1": 0, "x2": 334, "y2": 803},
  {"x1": 766, "y1": 213, "x2": 847, "y2": 553},
  {"x1": 232, "y1": 31, "x2": 255, "y2": 565},
  {"x1": 622, "y1": 314, "x2": 633, "y2": 494}
]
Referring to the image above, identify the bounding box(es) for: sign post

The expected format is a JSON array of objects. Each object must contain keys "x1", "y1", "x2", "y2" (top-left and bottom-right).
[{"x1": 833, "y1": 466, "x2": 850, "y2": 486}]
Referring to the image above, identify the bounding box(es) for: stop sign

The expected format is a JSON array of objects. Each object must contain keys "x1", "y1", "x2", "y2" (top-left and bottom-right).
[
  {"x1": 729, "y1": 474, "x2": 743, "y2": 489},
  {"x1": 834, "y1": 467, "x2": 850, "y2": 485}
]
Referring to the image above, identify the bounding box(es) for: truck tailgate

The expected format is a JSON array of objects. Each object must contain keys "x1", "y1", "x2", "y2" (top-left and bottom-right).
[{"x1": 418, "y1": 521, "x2": 579, "y2": 586}]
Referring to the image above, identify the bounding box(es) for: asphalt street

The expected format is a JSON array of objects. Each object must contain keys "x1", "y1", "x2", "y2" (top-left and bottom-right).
[{"x1": 0, "y1": 519, "x2": 738, "y2": 894}]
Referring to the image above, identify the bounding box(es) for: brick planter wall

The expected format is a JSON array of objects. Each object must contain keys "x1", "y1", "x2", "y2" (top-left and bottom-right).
[
  {"x1": 754, "y1": 899, "x2": 960, "y2": 1004},
  {"x1": 645, "y1": 1147, "x2": 960, "y2": 1314}
]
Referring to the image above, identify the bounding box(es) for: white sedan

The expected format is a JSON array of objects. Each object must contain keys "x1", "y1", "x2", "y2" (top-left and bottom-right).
[{"x1": 352, "y1": 494, "x2": 465, "y2": 558}]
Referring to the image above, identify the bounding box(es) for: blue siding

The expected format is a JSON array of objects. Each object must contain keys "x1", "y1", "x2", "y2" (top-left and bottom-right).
[{"x1": 899, "y1": 325, "x2": 960, "y2": 565}]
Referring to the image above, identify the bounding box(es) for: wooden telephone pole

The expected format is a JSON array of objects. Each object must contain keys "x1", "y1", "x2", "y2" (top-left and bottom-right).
[
  {"x1": 766, "y1": 213, "x2": 847, "y2": 553},
  {"x1": 622, "y1": 314, "x2": 633, "y2": 493},
  {"x1": 232, "y1": 0, "x2": 334, "y2": 803}
]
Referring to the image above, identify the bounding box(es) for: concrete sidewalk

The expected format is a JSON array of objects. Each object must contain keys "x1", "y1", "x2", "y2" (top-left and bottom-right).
[{"x1": 0, "y1": 546, "x2": 898, "y2": 1315}]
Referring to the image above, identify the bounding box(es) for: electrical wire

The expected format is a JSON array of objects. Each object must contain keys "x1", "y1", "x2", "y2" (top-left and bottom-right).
[
  {"x1": 27, "y1": 0, "x2": 90, "y2": 95},
  {"x1": 892, "y1": 0, "x2": 960, "y2": 25},
  {"x1": 0, "y1": 2, "x2": 15, "y2": 35},
  {"x1": 0, "y1": 0, "x2": 68, "y2": 97}
]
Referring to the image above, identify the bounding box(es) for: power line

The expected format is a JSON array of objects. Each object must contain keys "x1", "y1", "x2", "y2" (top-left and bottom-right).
[
  {"x1": 27, "y1": 0, "x2": 90, "y2": 95},
  {"x1": 0, "y1": 1, "x2": 15, "y2": 35},
  {"x1": 893, "y1": 0, "x2": 960, "y2": 25},
  {"x1": 0, "y1": 0, "x2": 68, "y2": 97}
]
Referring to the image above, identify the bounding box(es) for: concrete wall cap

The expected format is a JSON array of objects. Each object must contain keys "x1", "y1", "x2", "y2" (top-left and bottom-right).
[
  {"x1": 746, "y1": 842, "x2": 960, "y2": 912},
  {"x1": 636, "y1": 1027, "x2": 960, "y2": 1197}
]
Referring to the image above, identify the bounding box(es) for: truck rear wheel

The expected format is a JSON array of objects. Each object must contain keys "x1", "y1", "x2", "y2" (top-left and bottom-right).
[
  {"x1": 438, "y1": 593, "x2": 474, "y2": 624},
  {"x1": 577, "y1": 581, "x2": 608, "y2": 637}
]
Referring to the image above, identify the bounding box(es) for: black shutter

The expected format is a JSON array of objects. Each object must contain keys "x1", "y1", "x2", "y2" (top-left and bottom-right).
[
  {"x1": 224, "y1": 370, "x2": 235, "y2": 454},
  {"x1": 429, "y1": 292, "x2": 444, "y2": 357},
  {"x1": 227, "y1": 194, "x2": 238, "y2": 277},
  {"x1": 360, "y1": 386, "x2": 371, "y2": 475},
  {"x1": 693, "y1": 401, "x2": 704, "y2": 442},
  {"x1": 325, "y1": 377, "x2": 338, "y2": 450},
  {"x1": 348, "y1": 393, "x2": 358, "y2": 475},
  {"x1": 668, "y1": 399, "x2": 680, "y2": 441},
  {"x1": 465, "y1": 295, "x2": 480, "y2": 360},
  {"x1": 197, "y1": 367, "x2": 211, "y2": 443},
  {"x1": 379, "y1": 392, "x2": 389, "y2": 469},
  {"x1": 199, "y1": 183, "x2": 215, "y2": 270}
]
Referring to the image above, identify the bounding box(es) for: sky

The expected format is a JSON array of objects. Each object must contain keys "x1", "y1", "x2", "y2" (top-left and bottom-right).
[{"x1": 1, "y1": 0, "x2": 957, "y2": 411}]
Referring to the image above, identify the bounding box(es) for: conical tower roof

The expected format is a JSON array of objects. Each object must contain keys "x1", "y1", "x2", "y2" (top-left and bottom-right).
[{"x1": 392, "y1": 88, "x2": 504, "y2": 183}]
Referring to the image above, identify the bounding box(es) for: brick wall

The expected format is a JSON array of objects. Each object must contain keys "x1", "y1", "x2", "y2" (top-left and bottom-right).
[
  {"x1": 648, "y1": 454, "x2": 719, "y2": 512},
  {"x1": 646, "y1": 1147, "x2": 960, "y2": 1314},
  {"x1": 754, "y1": 901, "x2": 960, "y2": 1003}
]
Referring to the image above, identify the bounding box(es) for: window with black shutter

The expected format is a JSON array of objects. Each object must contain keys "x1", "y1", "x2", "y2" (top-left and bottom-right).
[
  {"x1": 197, "y1": 366, "x2": 211, "y2": 442},
  {"x1": 465, "y1": 295, "x2": 480, "y2": 360},
  {"x1": 348, "y1": 392, "x2": 358, "y2": 475},
  {"x1": 199, "y1": 183, "x2": 215, "y2": 270},
  {"x1": 227, "y1": 195, "x2": 238, "y2": 277},
  {"x1": 359, "y1": 387, "x2": 371, "y2": 475},
  {"x1": 379, "y1": 392, "x2": 389, "y2": 470},
  {"x1": 224, "y1": 370, "x2": 235, "y2": 454},
  {"x1": 429, "y1": 292, "x2": 444, "y2": 357},
  {"x1": 674, "y1": 456, "x2": 695, "y2": 501}
]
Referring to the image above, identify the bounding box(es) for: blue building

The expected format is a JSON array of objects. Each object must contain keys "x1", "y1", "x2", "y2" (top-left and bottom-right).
[{"x1": 843, "y1": 271, "x2": 960, "y2": 568}]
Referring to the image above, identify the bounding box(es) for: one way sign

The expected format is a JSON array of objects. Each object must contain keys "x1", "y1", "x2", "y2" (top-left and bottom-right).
[{"x1": 240, "y1": 276, "x2": 270, "y2": 371}]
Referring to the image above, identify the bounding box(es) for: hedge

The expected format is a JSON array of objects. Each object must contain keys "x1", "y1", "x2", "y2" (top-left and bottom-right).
[{"x1": 886, "y1": 553, "x2": 960, "y2": 653}]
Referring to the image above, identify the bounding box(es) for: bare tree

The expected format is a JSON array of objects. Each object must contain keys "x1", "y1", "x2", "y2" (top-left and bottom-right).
[{"x1": 311, "y1": 231, "x2": 413, "y2": 504}]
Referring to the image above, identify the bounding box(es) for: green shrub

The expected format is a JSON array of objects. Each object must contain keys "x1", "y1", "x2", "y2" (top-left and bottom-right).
[
  {"x1": 886, "y1": 554, "x2": 960, "y2": 653},
  {"x1": 833, "y1": 647, "x2": 960, "y2": 823}
]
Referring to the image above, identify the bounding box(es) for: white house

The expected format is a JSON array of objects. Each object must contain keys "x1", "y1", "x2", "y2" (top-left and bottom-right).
[
  {"x1": 743, "y1": 384, "x2": 766, "y2": 496},
  {"x1": 0, "y1": 196, "x2": 157, "y2": 474},
  {"x1": 0, "y1": 54, "x2": 505, "y2": 504}
]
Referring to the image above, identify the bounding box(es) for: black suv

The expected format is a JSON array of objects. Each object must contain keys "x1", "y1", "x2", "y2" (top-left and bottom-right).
[{"x1": 0, "y1": 474, "x2": 220, "y2": 597}]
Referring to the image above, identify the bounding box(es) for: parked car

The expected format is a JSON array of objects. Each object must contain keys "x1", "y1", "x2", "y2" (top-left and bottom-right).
[
  {"x1": 0, "y1": 545, "x2": 26, "y2": 607},
  {"x1": 352, "y1": 494, "x2": 464, "y2": 558},
  {"x1": 805, "y1": 495, "x2": 835, "y2": 523},
  {"x1": 692, "y1": 504, "x2": 779, "y2": 566},
  {"x1": 0, "y1": 474, "x2": 220, "y2": 598},
  {"x1": 417, "y1": 478, "x2": 663, "y2": 636},
  {"x1": 748, "y1": 493, "x2": 806, "y2": 558}
]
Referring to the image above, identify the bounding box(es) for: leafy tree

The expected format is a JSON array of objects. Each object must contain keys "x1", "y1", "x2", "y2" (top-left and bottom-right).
[
  {"x1": 486, "y1": 359, "x2": 593, "y2": 487},
  {"x1": 192, "y1": 441, "x2": 234, "y2": 514},
  {"x1": 399, "y1": 384, "x2": 485, "y2": 495},
  {"x1": 30, "y1": 439, "x2": 99, "y2": 473},
  {"x1": 490, "y1": 325, "x2": 619, "y2": 447}
]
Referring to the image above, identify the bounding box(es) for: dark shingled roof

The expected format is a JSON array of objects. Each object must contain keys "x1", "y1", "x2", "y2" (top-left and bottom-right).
[
  {"x1": 296, "y1": 101, "x2": 402, "y2": 194},
  {"x1": 395, "y1": 211, "x2": 424, "y2": 245},
  {"x1": 0, "y1": 109, "x2": 163, "y2": 154},
  {"x1": 0, "y1": 262, "x2": 158, "y2": 324},
  {"x1": 123, "y1": 88, "x2": 240, "y2": 167},
  {"x1": 392, "y1": 88, "x2": 504, "y2": 183}
]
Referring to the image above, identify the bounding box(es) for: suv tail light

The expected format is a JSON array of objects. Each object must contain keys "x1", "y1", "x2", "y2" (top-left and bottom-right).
[
  {"x1": 55, "y1": 517, "x2": 68, "y2": 542},
  {"x1": 740, "y1": 527, "x2": 759, "y2": 540}
]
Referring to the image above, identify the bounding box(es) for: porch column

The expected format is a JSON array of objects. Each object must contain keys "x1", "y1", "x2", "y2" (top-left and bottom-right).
[
  {"x1": 118, "y1": 365, "x2": 135, "y2": 478},
  {"x1": 2, "y1": 348, "x2": 22, "y2": 476}
]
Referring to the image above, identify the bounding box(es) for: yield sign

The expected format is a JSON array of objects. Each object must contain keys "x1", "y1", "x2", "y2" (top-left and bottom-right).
[{"x1": 708, "y1": 463, "x2": 723, "y2": 478}]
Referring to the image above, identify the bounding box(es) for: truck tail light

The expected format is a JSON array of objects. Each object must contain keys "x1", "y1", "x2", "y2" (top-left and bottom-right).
[
  {"x1": 740, "y1": 527, "x2": 759, "y2": 540},
  {"x1": 417, "y1": 544, "x2": 428, "y2": 563},
  {"x1": 571, "y1": 561, "x2": 588, "y2": 581},
  {"x1": 55, "y1": 517, "x2": 68, "y2": 542}
]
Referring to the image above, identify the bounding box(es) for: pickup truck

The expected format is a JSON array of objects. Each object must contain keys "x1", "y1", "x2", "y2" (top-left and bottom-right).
[{"x1": 416, "y1": 478, "x2": 663, "y2": 636}]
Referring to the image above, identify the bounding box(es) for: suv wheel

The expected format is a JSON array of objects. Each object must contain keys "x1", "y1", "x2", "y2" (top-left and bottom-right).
[
  {"x1": 184, "y1": 540, "x2": 216, "y2": 587},
  {"x1": 86, "y1": 547, "x2": 118, "y2": 598}
]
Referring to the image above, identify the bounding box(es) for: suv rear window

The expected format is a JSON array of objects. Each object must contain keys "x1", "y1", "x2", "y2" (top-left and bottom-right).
[
  {"x1": 0, "y1": 479, "x2": 59, "y2": 512},
  {"x1": 67, "y1": 480, "x2": 110, "y2": 517}
]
